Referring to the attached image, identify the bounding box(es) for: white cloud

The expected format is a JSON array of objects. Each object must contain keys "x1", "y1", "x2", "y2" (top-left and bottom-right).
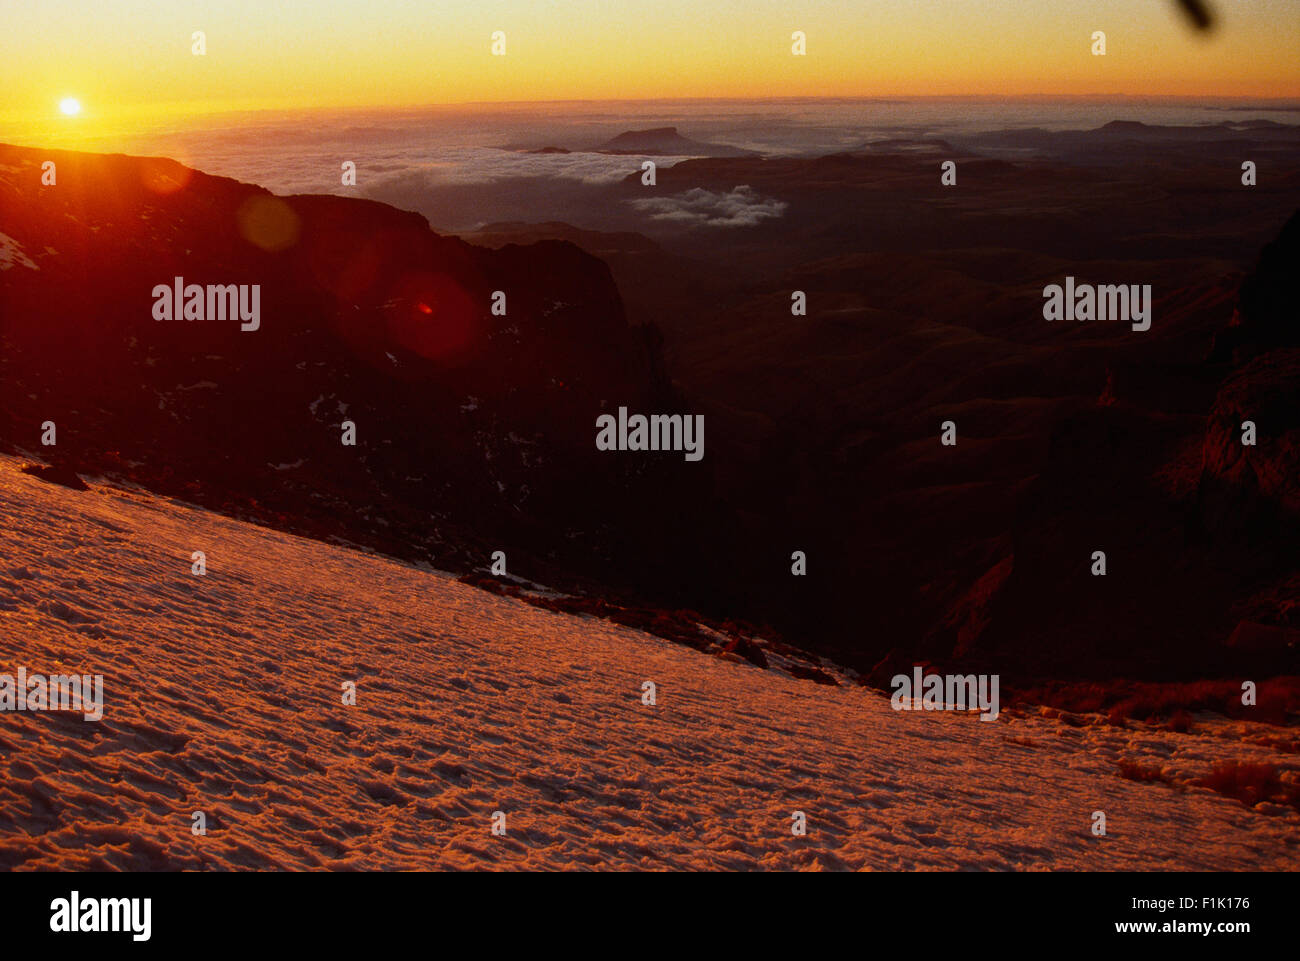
[
  {"x1": 154, "y1": 144, "x2": 696, "y2": 197},
  {"x1": 626, "y1": 185, "x2": 787, "y2": 228}
]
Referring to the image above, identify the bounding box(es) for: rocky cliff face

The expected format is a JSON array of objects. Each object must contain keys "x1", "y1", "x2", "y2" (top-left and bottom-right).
[
  {"x1": 0, "y1": 144, "x2": 711, "y2": 591},
  {"x1": 936, "y1": 209, "x2": 1300, "y2": 680},
  {"x1": 1192, "y1": 214, "x2": 1300, "y2": 667}
]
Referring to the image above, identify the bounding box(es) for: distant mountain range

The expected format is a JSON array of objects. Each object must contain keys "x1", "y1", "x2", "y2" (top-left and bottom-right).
[
  {"x1": 505, "y1": 126, "x2": 759, "y2": 158},
  {"x1": 592, "y1": 127, "x2": 759, "y2": 157}
]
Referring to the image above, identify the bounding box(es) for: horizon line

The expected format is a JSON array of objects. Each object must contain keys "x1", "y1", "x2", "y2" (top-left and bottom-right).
[{"x1": 4, "y1": 91, "x2": 1300, "y2": 127}]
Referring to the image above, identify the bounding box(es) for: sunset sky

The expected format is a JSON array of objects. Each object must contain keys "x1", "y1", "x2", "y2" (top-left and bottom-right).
[{"x1": 2, "y1": 0, "x2": 1297, "y2": 135}]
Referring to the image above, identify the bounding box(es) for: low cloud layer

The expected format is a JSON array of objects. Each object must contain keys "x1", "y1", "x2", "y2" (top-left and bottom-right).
[
  {"x1": 627, "y1": 185, "x2": 787, "y2": 228},
  {"x1": 102, "y1": 134, "x2": 696, "y2": 199},
  {"x1": 361, "y1": 146, "x2": 695, "y2": 190}
]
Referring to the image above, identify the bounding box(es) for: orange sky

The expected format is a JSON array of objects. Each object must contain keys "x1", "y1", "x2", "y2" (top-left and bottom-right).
[{"x1": 1, "y1": 0, "x2": 1297, "y2": 138}]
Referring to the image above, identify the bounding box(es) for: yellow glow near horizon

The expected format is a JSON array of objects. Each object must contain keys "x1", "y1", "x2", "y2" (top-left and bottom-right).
[{"x1": 1, "y1": 0, "x2": 1297, "y2": 140}]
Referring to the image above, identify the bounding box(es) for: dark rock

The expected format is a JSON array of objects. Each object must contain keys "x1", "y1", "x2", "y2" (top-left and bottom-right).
[
  {"x1": 722, "y1": 635, "x2": 768, "y2": 669},
  {"x1": 1209, "y1": 209, "x2": 1300, "y2": 363},
  {"x1": 1198, "y1": 349, "x2": 1300, "y2": 525},
  {"x1": 20, "y1": 463, "x2": 89, "y2": 491},
  {"x1": 1224, "y1": 620, "x2": 1299, "y2": 656},
  {"x1": 784, "y1": 662, "x2": 839, "y2": 686}
]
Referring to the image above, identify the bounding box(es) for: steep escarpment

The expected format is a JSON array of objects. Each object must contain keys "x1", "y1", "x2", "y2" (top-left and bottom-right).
[
  {"x1": 928, "y1": 209, "x2": 1300, "y2": 682},
  {"x1": 0, "y1": 144, "x2": 711, "y2": 593}
]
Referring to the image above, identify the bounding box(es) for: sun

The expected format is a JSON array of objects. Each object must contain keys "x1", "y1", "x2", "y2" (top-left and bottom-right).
[{"x1": 59, "y1": 98, "x2": 81, "y2": 116}]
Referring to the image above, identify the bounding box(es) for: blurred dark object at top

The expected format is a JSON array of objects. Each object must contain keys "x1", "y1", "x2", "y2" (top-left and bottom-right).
[{"x1": 1176, "y1": 0, "x2": 1215, "y2": 31}]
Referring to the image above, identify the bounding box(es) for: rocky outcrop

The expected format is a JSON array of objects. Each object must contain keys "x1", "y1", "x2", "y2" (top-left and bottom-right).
[
  {"x1": 1209, "y1": 209, "x2": 1300, "y2": 363},
  {"x1": 1199, "y1": 350, "x2": 1300, "y2": 528}
]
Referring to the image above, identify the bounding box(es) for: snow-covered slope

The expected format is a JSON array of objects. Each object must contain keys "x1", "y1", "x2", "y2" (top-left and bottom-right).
[{"x1": 0, "y1": 456, "x2": 1295, "y2": 870}]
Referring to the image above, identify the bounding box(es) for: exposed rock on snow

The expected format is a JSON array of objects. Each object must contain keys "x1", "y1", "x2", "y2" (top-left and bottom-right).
[{"x1": 0, "y1": 232, "x2": 38, "y2": 271}]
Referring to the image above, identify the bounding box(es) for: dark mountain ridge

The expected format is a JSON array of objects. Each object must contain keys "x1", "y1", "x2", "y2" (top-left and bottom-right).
[
  {"x1": 0, "y1": 143, "x2": 716, "y2": 600},
  {"x1": 592, "y1": 126, "x2": 759, "y2": 157}
]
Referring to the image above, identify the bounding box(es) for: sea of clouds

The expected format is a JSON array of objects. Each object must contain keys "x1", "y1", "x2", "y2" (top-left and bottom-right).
[{"x1": 29, "y1": 98, "x2": 1294, "y2": 233}]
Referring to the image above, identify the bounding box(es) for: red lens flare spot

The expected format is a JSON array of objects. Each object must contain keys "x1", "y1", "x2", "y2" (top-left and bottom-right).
[{"x1": 385, "y1": 273, "x2": 478, "y2": 360}]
